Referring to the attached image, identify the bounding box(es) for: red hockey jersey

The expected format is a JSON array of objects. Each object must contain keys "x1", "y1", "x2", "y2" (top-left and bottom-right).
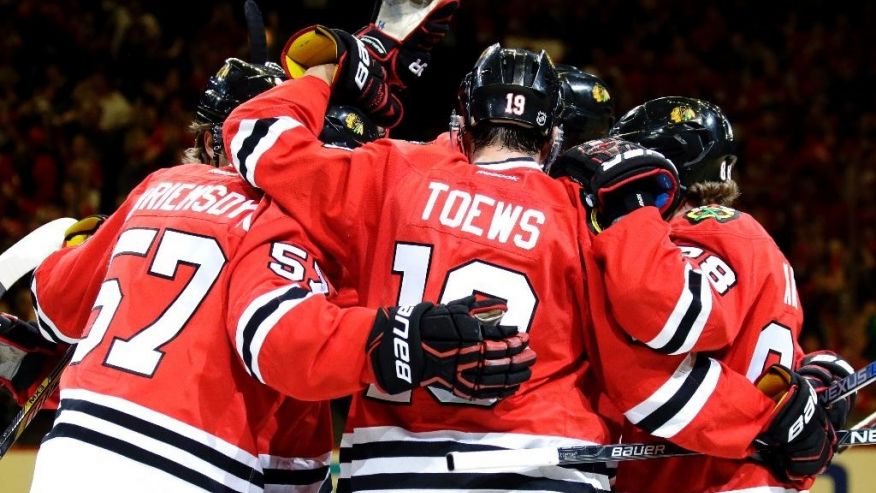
[
  {"x1": 28, "y1": 164, "x2": 381, "y2": 493},
  {"x1": 225, "y1": 76, "x2": 615, "y2": 492},
  {"x1": 589, "y1": 205, "x2": 808, "y2": 493}
]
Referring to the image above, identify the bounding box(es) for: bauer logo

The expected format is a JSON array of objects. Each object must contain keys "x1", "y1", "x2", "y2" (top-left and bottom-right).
[{"x1": 610, "y1": 444, "x2": 667, "y2": 458}]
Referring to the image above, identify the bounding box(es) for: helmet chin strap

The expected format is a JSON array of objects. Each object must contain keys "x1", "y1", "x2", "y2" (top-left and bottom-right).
[
  {"x1": 543, "y1": 125, "x2": 564, "y2": 172},
  {"x1": 210, "y1": 124, "x2": 224, "y2": 166}
]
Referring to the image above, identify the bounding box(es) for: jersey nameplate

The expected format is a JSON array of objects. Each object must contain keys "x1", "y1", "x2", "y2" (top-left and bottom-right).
[{"x1": 684, "y1": 205, "x2": 739, "y2": 224}]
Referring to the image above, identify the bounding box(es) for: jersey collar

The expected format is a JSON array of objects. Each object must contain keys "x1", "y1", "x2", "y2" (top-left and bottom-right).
[{"x1": 474, "y1": 156, "x2": 543, "y2": 172}]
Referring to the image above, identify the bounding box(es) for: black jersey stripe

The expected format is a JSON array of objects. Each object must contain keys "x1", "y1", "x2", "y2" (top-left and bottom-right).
[
  {"x1": 351, "y1": 472, "x2": 606, "y2": 492},
  {"x1": 47, "y1": 422, "x2": 252, "y2": 493},
  {"x1": 233, "y1": 117, "x2": 278, "y2": 186},
  {"x1": 52, "y1": 398, "x2": 262, "y2": 485},
  {"x1": 240, "y1": 285, "x2": 309, "y2": 376},
  {"x1": 633, "y1": 354, "x2": 712, "y2": 434},
  {"x1": 652, "y1": 268, "x2": 704, "y2": 354}
]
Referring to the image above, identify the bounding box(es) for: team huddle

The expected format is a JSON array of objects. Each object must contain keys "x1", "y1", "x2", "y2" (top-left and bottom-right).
[{"x1": 0, "y1": 1, "x2": 860, "y2": 492}]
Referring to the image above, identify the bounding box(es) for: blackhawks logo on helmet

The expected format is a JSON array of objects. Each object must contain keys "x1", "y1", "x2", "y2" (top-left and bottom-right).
[
  {"x1": 670, "y1": 105, "x2": 697, "y2": 123},
  {"x1": 684, "y1": 205, "x2": 740, "y2": 224},
  {"x1": 592, "y1": 83, "x2": 611, "y2": 103},
  {"x1": 344, "y1": 112, "x2": 366, "y2": 136}
]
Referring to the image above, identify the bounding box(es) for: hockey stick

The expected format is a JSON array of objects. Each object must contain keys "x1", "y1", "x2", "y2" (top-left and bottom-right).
[
  {"x1": 371, "y1": 0, "x2": 446, "y2": 40},
  {"x1": 447, "y1": 360, "x2": 876, "y2": 471},
  {"x1": 0, "y1": 217, "x2": 75, "y2": 298},
  {"x1": 243, "y1": 0, "x2": 268, "y2": 65},
  {"x1": 0, "y1": 218, "x2": 76, "y2": 459},
  {"x1": 0, "y1": 346, "x2": 73, "y2": 458},
  {"x1": 446, "y1": 426, "x2": 876, "y2": 471}
]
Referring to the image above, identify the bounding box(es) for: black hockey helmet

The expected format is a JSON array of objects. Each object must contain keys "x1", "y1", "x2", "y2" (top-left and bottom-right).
[
  {"x1": 555, "y1": 64, "x2": 615, "y2": 147},
  {"x1": 195, "y1": 58, "x2": 285, "y2": 126},
  {"x1": 321, "y1": 105, "x2": 382, "y2": 148},
  {"x1": 458, "y1": 43, "x2": 561, "y2": 137},
  {"x1": 609, "y1": 96, "x2": 736, "y2": 187}
]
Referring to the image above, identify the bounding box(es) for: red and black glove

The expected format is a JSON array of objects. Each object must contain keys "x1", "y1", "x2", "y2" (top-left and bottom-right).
[
  {"x1": 281, "y1": 25, "x2": 403, "y2": 128},
  {"x1": 574, "y1": 137, "x2": 682, "y2": 229},
  {"x1": 0, "y1": 312, "x2": 66, "y2": 406},
  {"x1": 752, "y1": 364, "x2": 837, "y2": 483},
  {"x1": 355, "y1": 0, "x2": 460, "y2": 89},
  {"x1": 366, "y1": 296, "x2": 535, "y2": 399},
  {"x1": 797, "y1": 350, "x2": 856, "y2": 432}
]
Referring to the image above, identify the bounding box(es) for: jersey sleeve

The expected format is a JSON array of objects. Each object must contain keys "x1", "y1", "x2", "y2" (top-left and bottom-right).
[
  {"x1": 222, "y1": 75, "x2": 392, "y2": 275},
  {"x1": 592, "y1": 206, "x2": 744, "y2": 354},
  {"x1": 592, "y1": 312, "x2": 775, "y2": 458},
  {"x1": 30, "y1": 183, "x2": 145, "y2": 344},
  {"x1": 225, "y1": 200, "x2": 378, "y2": 401}
]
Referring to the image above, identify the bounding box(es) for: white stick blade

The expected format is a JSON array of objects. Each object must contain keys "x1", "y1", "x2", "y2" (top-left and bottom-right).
[
  {"x1": 0, "y1": 217, "x2": 76, "y2": 295},
  {"x1": 375, "y1": 0, "x2": 440, "y2": 40}
]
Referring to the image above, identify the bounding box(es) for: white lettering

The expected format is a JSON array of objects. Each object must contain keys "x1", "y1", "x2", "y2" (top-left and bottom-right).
[
  {"x1": 487, "y1": 203, "x2": 523, "y2": 243},
  {"x1": 192, "y1": 185, "x2": 223, "y2": 212},
  {"x1": 439, "y1": 190, "x2": 471, "y2": 228},
  {"x1": 514, "y1": 209, "x2": 545, "y2": 250},
  {"x1": 158, "y1": 183, "x2": 189, "y2": 211},
  {"x1": 206, "y1": 192, "x2": 245, "y2": 216},
  {"x1": 421, "y1": 182, "x2": 450, "y2": 220},
  {"x1": 461, "y1": 194, "x2": 494, "y2": 236}
]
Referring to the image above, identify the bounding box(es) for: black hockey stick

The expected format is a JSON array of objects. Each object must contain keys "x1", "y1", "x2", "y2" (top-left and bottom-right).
[
  {"x1": 446, "y1": 425, "x2": 876, "y2": 471},
  {"x1": 447, "y1": 359, "x2": 876, "y2": 471},
  {"x1": 243, "y1": 0, "x2": 268, "y2": 65},
  {"x1": 0, "y1": 346, "x2": 73, "y2": 458}
]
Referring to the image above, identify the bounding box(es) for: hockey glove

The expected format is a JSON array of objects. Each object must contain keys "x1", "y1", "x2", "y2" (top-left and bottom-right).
[
  {"x1": 797, "y1": 350, "x2": 856, "y2": 432},
  {"x1": 63, "y1": 214, "x2": 107, "y2": 247},
  {"x1": 366, "y1": 296, "x2": 535, "y2": 399},
  {"x1": 0, "y1": 313, "x2": 65, "y2": 406},
  {"x1": 753, "y1": 364, "x2": 837, "y2": 483},
  {"x1": 355, "y1": 0, "x2": 460, "y2": 89},
  {"x1": 281, "y1": 25, "x2": 403, "y2": 128},
  {"x1": 577, "y1": 137, "x2": 682, "y2": 229}
]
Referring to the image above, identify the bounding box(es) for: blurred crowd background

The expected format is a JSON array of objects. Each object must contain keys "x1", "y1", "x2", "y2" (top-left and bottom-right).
[{"x1": 1, "y1": 0, "x2": 874, "y2": 426}]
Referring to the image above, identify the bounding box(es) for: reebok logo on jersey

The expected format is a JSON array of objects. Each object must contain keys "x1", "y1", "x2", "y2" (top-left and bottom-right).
[{"x1": 392, "y1": 305, "x2": 415, "y2": 384}]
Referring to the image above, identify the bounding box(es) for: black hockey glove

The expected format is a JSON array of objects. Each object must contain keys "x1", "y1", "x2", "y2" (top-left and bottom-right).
[
  {"x1": 575, "y1": 137, "x2": 682, "y2": 229},
  {"x1": 797, "y1": 350, "x2": 856, "y2": 432},
  {"x1": 752, "y1": 364, "x2": 837, "y2": 483},
  {"x1": 281, "y1": 25, "x2": 403, "y2": 128},
  {"x1": 356, "y1": 0, "x2": 460, "y2": 89},
  {"x1": 366, "y1": 296, "x2": 535, "y2": 399},
  {"x1": 0, "y1": 313, "x2": 64, "y2": 406}
]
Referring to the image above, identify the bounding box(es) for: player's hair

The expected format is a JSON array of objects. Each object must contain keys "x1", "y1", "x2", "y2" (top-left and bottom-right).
[
  {"x1": 468, "y1": 123, "x2": 548, "y2": 156},
  {"x1": 182, "y1": 121, "x2": 212, "y2": 164},
  {"x1": 686, "y1": 180, "x2": 740, "y2": 206}
]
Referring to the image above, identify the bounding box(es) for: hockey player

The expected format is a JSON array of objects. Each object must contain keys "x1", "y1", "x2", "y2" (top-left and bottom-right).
[
  {"x1": 223, "y1": 36, "x2": 616, "y2": 492},
  {"x1": 557, "y1": 97, "x2": 853, "y2": 492},
  {"x1": 555, "y1": 64, "x2": 615, "y2": 150},
  {"x1": 23, "y1": 57, "x2": 531, "y2": 493}
]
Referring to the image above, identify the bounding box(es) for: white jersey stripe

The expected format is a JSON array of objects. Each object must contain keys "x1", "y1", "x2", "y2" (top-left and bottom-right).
[
  {"x1": 646, "y1": 263, "x2": 695, "y2": 351},
  {"x1": 230, "y1": 117, "x2": 302, "y2": 187},
  {"x1": 674, "y1": 268, "x2": 714, "y2": 355},
  {"x1": 650, "y1": 357, "x2": 721, "y2": 438}
]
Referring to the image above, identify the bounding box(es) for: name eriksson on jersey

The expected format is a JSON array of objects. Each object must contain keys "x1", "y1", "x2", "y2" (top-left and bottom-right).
[
  {"x1": 129, "y1": 181, "x2": 258, "y2": 220},
  {"x1": 421, "y1": 181, "x2": 544, "y2": 250}
]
